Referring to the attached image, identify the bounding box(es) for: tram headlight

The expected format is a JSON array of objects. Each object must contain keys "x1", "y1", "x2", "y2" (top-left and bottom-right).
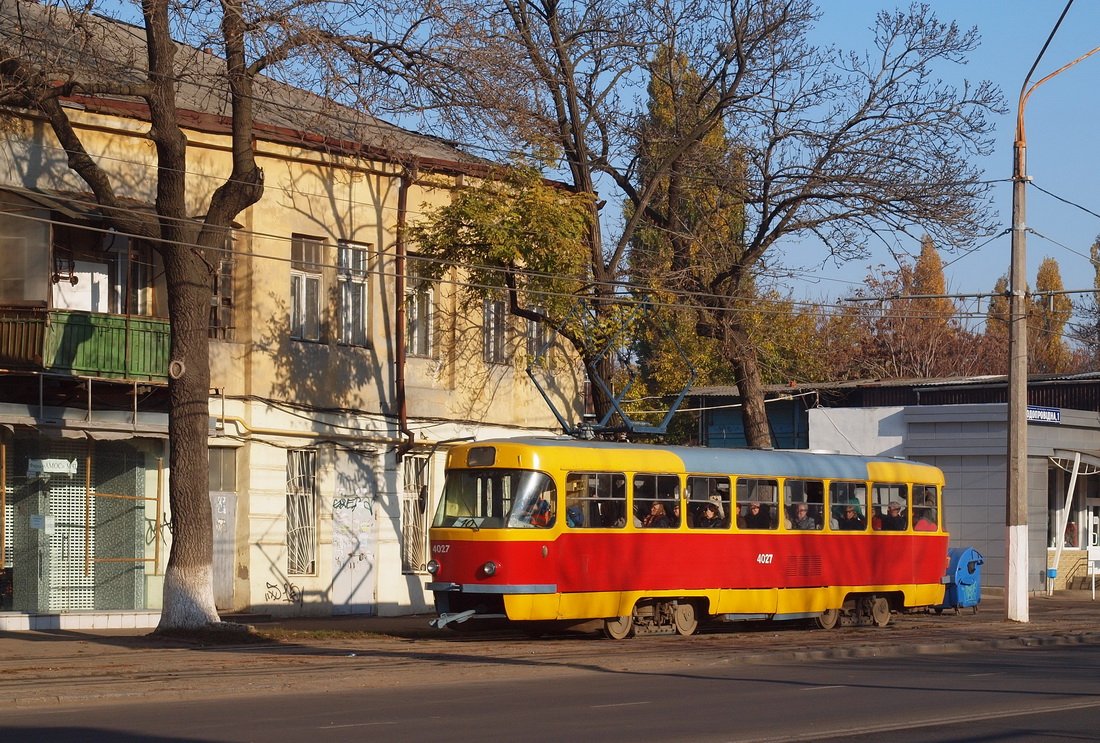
[
  {"x1": 480, "y1": 560, "x2": 497, "y2": 577},
  {"x1": 426, "y1": 559, "x2": 440, "y2": 575}
]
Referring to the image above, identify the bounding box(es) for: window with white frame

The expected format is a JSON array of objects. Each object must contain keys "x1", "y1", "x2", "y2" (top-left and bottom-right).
[
  {"x1": 286, "y1": 449, "x2": 318, "y2": 575},
  {"x1": 401, "y1": 455, "x2": 432, "y2": 573},
  {"x1": 337, "y1": 241, "x2": 369, "y2": 345},
  {"x1": 483, "y1": 297, "x2": 507, "y2": 364},
  {"x1": 405, "y1": 257, "x2": 434, "y2": 358},
  {"x1": 526, "y1": 306, "x2": 553, "y2": 364},
  {"x1": 290, "y1": 234, "x2": 323, "y2": 341}
]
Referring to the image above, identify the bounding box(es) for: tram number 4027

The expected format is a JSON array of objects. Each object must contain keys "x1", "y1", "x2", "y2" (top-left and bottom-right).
[{"x1": 756, "y1": 553, "x2": 774, "y2": 565}]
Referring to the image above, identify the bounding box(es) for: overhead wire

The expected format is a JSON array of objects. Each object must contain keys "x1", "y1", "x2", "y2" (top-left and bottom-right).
[
  {"x1": 3, "y1": 14, "x2": 1099, "y2": 337},
  {"x1": 5, "y1": 199, "x2": 1098, "y2": 336}
]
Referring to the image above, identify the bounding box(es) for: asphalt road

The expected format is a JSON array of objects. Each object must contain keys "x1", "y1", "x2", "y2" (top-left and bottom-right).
[{"x1": 3, "y1": 643, "x2": 1100, "y2": 742}]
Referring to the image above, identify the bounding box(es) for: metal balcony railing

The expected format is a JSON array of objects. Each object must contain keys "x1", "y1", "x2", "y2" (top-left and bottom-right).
[{"x1": 0, "y1": 307, "x2": 169, "y2": 382}]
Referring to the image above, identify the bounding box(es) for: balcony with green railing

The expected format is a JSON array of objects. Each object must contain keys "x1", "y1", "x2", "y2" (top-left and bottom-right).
[{"x1": 0, "y1": 307, "x2": 169, "y2": 382}]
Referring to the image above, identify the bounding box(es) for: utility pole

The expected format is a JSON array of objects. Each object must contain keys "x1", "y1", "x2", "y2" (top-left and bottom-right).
[
  {"x1": 1006, "y1": 0, "x2": 1098, "y2": 622},
  {"x1": 1006, "y1": 117, "x2": 1029, "y2": 622}
]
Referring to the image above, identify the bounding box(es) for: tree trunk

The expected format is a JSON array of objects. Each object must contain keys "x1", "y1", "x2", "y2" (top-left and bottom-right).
[
  {"x1": 156, "y1": 242, "x2": 220, "y2": 630},
  {"x1": 726, "y1": 321, "x2": 772, "y2": 449}
]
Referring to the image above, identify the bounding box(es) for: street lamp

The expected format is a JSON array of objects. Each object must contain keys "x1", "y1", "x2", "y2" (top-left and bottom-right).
[{"x1": 1006, "y1": 0, "x2": 1100, "y2": 623}]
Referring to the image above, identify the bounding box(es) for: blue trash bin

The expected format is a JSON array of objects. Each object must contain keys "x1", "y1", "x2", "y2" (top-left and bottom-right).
[{"x1": 939, "y1": 547, "x2": 983, "y2": 612}]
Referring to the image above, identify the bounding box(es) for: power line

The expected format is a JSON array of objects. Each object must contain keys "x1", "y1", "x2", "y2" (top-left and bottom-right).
[{"x1": 6, "y1": 197, "x2": 1099, "y2": 332}]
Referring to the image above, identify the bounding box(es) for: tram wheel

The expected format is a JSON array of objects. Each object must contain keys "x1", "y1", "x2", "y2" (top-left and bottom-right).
[
  {"x1": 604, "y1": 615, "x2": 635, "y2": 640},
  {"x1": 871, "y1": 597, "x2": 891, "y2": 627},
  {"x1": 815, "y1": 608, "x2": 840, "y2": 630},
  {"x1": 673, "y1": 602, "x2": 698, "y2": 636}
]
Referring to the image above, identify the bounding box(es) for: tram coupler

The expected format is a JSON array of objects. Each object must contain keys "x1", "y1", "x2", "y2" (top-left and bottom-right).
[{"x1": 430, "y1": 609, "x2": 477, "y2": 629}]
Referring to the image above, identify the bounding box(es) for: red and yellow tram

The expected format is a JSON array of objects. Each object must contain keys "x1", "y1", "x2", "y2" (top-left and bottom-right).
[{"x1": 427, "y1": 438, "x2": 948, "y2": 638}]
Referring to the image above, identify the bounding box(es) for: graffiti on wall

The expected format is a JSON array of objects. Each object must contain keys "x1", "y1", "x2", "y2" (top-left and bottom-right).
[{"x1": 264, "y1": 581, "x2": 303, "y2": 605}]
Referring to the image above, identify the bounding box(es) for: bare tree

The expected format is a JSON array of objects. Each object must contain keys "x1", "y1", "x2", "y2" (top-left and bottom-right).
[
  {"x1": 0, "y1": 0, "x2": 429, "y2": 630},
  {"x1": 1071, "y1": 236, "x2": 1100, "y2": 369},
  {"x1": 403, "y1": 0, "x2": 1004, "y2": 445}
]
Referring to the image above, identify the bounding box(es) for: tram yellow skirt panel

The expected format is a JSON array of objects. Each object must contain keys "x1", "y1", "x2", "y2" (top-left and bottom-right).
[
  {"x1": 504, "y1": 594, "x2": 561, "y2": 621},
  {"x1": 713, "y1": 589, "x2": 779, "y2": 615},
  {"x1": 905, "y1": 583, "x2": 946, "y2": 607}
]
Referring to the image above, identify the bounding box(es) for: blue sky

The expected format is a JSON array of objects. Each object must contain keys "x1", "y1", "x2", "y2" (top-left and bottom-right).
[{"x1": 794, "y1": 1, "x2": 1100, "y2": 311}]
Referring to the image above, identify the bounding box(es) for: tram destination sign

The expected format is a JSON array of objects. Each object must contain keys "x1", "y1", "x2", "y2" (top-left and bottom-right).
[{"x1": 1026, "y1": 406, "x2": 1061, "y2": 424}]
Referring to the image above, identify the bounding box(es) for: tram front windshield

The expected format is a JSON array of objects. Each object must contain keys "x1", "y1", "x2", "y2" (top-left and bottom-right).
[{"x1": 433, "y1": 469, "x2": 556, "y2": 529}]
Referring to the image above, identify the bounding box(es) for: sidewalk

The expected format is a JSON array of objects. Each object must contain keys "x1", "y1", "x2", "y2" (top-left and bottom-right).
[{"x1": 0, "y1": 590, "x2": 1097, "y2": 709}]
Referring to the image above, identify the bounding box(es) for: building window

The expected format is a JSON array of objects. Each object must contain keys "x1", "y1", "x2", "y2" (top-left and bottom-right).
[
  {"x1": 337, "y1": 241, "x2": 369, "y2": 345},
  {"x1": 286, "y1": 449, "x2": 318, "y2": 576},
  {"x1": 405, "y1": 257, "x2": 434, "y2": 358},
  {"x1": 526, "y1": 306, "x2": 553, "y2": 364},
  {"x1": 208, "y1": 447, "x2": 237, "y2": 492},
  {"x1": 209, "y1": 233, "x2": 235, "y2": 340},
  {"x1": 483, "y1": 298, "x2": 507, "y2": 364},
  {"x1": 401, "y1": 455, "x2": 432, "y2": 573},
  {"x1": 290, "y1": 234, "x2": 323, "y2": 341}
]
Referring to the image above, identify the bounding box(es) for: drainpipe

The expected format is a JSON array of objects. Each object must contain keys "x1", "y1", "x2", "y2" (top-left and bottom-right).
[{"x1": 395, "y1": 164, "x2": 418, "y2": 461}]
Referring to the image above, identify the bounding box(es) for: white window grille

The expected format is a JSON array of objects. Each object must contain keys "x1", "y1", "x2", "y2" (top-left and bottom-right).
[
  {"x1": 401, "y1": 455, "x2": 432, "y2": 573},
  {"x1": 286, "y1": 449, "x2": 318, "y2": 575},
  {"x1": 405, "y1": 257, "x2": 434, "y2": 358},
  {"x1": 483, "y1": 298, "x2": 507, "y2": 364},
  {"x1": 290, "y1": 235, "x2": 323, "y2": 341},
  {"x1": 337, "y1": 241, "x2": 369, "y2": 345}
]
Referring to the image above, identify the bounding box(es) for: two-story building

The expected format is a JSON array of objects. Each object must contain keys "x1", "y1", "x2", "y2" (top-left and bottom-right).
[{"x1": 0, "y1": 2, "x2": 581, "y2": 626}]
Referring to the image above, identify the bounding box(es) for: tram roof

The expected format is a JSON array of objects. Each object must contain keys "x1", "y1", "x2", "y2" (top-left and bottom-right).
[{"x1": 466, "y1": 437, "x2": 939, "y2": 481}]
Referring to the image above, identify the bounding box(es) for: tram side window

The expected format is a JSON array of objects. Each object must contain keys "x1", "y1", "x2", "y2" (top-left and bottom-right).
[
  {"x1": 830, "y1": 481, "x2": 868, "y2": 531},
  {"x1": 871, "y1": 483, "x2": 908, "y2": 531},
  {"x1": 784, "y1": 480, "x2": 824, "y2": 531},
  {"x1": 736, "y1": 478, "x2": 779, "y2": 530},
  {"x1": 912, "y1": 485, "x2": 939, "y2": 531},
  {"x1": 634, "y1": 473, "x2": 680, "y2": 528},
  {"x1": 565, "y1": 472, "x2": 627, "y2": 528},
  {"x1": 687, "y1": 476, "x2": 730, "y2": 529}
]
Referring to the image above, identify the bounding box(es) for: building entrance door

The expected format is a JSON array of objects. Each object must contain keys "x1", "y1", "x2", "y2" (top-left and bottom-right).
[{"x1": 331, "y1": 491, "x2": 376, "y2": 615}]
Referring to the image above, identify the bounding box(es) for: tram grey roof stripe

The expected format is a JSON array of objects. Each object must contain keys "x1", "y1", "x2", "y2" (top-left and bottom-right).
[{"x1": 492, "y1": 438, "x2": 928, "y2": 480}]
